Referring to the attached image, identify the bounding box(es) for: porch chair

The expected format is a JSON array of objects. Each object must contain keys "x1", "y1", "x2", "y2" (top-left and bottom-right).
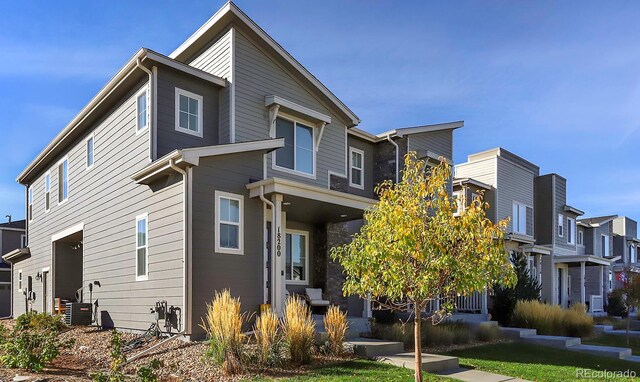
[{"x1": 304, "y1": 288, "x2": 331, "y2": 313}]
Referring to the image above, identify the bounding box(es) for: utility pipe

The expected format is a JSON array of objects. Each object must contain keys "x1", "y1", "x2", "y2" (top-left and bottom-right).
[
  {"x1": 169, "y1": 159, "x2": 190, "y2": 335},
  {"x1": 258, "y1": 185, "x2": 276, "y2": 306},
  {"x1": 387, "y1": 135, "x2": 399, "y2": 183}
]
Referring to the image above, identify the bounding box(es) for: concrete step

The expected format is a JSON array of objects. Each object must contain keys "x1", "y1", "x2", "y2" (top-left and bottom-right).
[
  {"x1": 623, "y1": 355, "x2": 640, "y2": 363},
  {"x1": 570, "y1": 344, "x2": 632, "y2": 359},
  {"x1": 593, "y1": 325, "x2": 613, "y2": 334},
  {"x1": 346, "y1": 338, "x2": 405, "y2": 358},
  {"x1": 499, "y1": 327, "x2": 537, "y2": 340},
  {"x1": 601, "y1": 329, "x2": 640, "y2": 337},
  {"x1": 520, "y1": 335, "x2": 581, "y2": 349},
  {"x1": 436, "y1": 367, "x2": 531, "y2": 382},
  {"x1": 380, "y1": 352, "x2": 459, "y2": 373}
]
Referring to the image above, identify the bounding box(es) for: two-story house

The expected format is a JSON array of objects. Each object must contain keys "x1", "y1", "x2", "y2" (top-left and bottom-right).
[
  {"x1": 453, "y1": 148, "x2": 547, "y2": 319},
  {"x1": 3, "y1": 2, "x2": 461, "y2": 338},
  {"x1": 610, "y1": 216, "x2": 639, "y2": 289},
  {"x1": 0, "y1": 219, "x2": 26, "y2": 317}
]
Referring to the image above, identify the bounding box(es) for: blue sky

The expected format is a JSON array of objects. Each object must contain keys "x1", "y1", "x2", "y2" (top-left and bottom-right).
[{"x1": 1, "y1": 1, "x2": 638, "y2": 223}]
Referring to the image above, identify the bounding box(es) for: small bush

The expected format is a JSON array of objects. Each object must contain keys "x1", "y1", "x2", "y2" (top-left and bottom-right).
[
  {"x1": 92, "y1": 330, "x2": 126, "y2": 382},
  {"x1": 324, "y1": 306, "x2": 348, "y2": 355},
  {"x1": 136, "y1": 359, "x2": 161, "y2": 382},
  {"x1": 15, "y1": 311, "x2": 65, "y2": 333},
  {"x1": 200, "y1": 290, "x2": 247, "y2": 375},
  {"x1": 475, "y1": 325, "x2": 501, "y2": 342},
  {"x1": 607, "y1": 289, "x2": 628, "y2": 318},
  {"x1": 253, "y1": 309, "x2": 283, "y2": 368},
  {"x1": 283, "y1": 296, "x2": 315, "y2": 364},
  {"x1": 512, "y1": 300, "x2": 593, "y2": 337},
  {"x1": 422, "y1": 324, "x2": 454, "y2": 347}
]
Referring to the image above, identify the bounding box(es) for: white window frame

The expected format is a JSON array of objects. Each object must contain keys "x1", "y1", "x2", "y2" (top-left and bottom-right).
[
  {"x1": 285, "y1": 229, "x2": 309, "y2": 285},
  {"x1": 18, "y1": 270, "x2": 22, "y2": 292},
  {"x1": 28, "y1": 187, "x2": 33, "y2": 222},
  {"x1": 630, "y1": 245, "x2": 637, "y2": 264},
  {"x1": 577, "y1": 230, "x2": 584, "y2": 246},
  {"x1": 214, "y1": 191, "x2": 244, "y2": 255},
  {"x1": 136, "y1": 87, "x2": 148, "y2": 134},
  {"x1": 558, "y1": 214, "x2": 564, "y2": 238},
  {"x1": 272, "y1": 113, "x2": 317, "y2": 179},
  {"x1": 567, "y1": 217, "x2": 575, "y2": 245},
  {"x1": 135, "y1": 213, "x2": 149, "y2": 281},
  {"x1": 601, "y1": 234, "x2": 610, "y2": 257},
  {"x1": 44, "y1": 171, "x2": 51, "y2": 213},
  {"x1": 20, "y1": 234, "x2": 26, "y2": 248},
  {"x1": 86, "y1": 133, "x2": 95, "y2": 170},
  {"x1": 609, "y1": 270, "x2": 613, "y2": 291},
  {"x1": 349, "y1": 147, "x2": 364, "y2": 189},
  {"x1": 58, "y1": 156, "x2": 69, "y2": 205},
  {"x1": 528, "y1": 257, "x2": 537, "y2": 279},
  {"x1": 512, "y1": 201, "x2": 528, "y2": 235},
  {"x1": 174, "y1": 87, "x2": 203, "y2": 138},
  {"x1": 453, "y1": 191, "x2": 464, "y2": 216}
]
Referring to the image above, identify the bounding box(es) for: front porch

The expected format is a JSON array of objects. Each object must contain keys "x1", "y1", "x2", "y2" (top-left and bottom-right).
[
  {"x1": 247, "y1": 177, "x2": 377, "y2": 318},
  {"x1": 557, "y1": 255, "x2": 613, "y2": 314}
]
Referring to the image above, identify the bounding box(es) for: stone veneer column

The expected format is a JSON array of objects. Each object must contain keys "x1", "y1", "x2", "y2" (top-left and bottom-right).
[{"x1": 325, "y1": 221, "x2": 351, "y2": 312}]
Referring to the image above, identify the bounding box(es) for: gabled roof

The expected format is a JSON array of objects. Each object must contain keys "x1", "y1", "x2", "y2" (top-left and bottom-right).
[
  {"x1": 349, "y1": 121, "x2": 464, "y2": 143},
  {"x1": 17, "y1": 48, "x2": 226, "y2": 185},
  {"x1": 170, "y1": 1, "x2": 360, "y2": 127},
  {"x1": 578, "y1": 215, "x2": 618, "y2": 227}
]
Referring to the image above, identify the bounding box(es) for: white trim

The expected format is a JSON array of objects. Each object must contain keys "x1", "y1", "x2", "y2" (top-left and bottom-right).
[
  {"x1": 85, "y1": 133, "x2": 95, "y2": 170},
  {"x1": 135, "y1": 213, "x2": 149, "y2": 281},
  {"x1": 512, "y1": 201, "x2": 530, "y2": 235},
  {"x1": 567, "y1": 217, "x2": 576, "y2": 245},
  {"x1": 558, "y1": 213, "x2": 564, "y2": 238},
  {"x1": 327, "y1": 170, "x2": 347, "y2": 190},
  {"x1": 284, "y1": 229, "x2": 309, "y2": 285},
  {"x1": 44, "y1": 171, "x2": 51, "y2": 213},
  {"x1": 51, "y1": 223, "x2": 84, "y2": 242},
  {"x1": 18, "y1": 269, "x2": 22, "y2": 292},
  {"x1": 174, "y1": 87, "x2": 204, "y2": 138},
  {"x1": 348, "y1": 147, "x2": 364, "y2": 189},
  {"x1": 230, "y1": 27, "x2": 236, "y2": 143},
  {"x1": 214, "y1": 191, "x2": 244, "y2": 255},
  {"x1": 453, "y1": 190, "x2": 464, "y2": 216},
  {"x1": 20, "y1": 234, "x2": 26, "y2": 248},
  {"x1": 577, "y1": 230, "x2": 584, "y2": 246},
  {"x1": 57, "y1": 156, "x2": 69, "y2": 205},
  {"x1": 28, "y1": 187, "x2": 33, "y2": 222},
  {"x1": 264, "y1": 95, "x2": 332, "y2": 124},
  {"x1": 42, "y1": 267, "x2": 50, "y2": 273},
  {"x1": 272, "y1": 115, "x2": 316, "y2": 179},
  {"x1": 601, "y1": 234, "x2": 610, "y2": 257},
  {"x1": 135, "y1": 86, "x2": 149, "y2": 134}
]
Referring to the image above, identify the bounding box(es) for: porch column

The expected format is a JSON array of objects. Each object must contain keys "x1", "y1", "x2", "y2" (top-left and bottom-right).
[
  {"x1": 363, "y1": 293, "x2": 372, "y2": 318},
  {"x1": 580, "y1": 261, "x2": 586, "y2": 304},
  {"x1": 481, "y1": 287, "x2": 488, "y2": 317},
  {"x1": 599, "y1": 265, "x2": 604, "y2": 297},
  {"x1": 536, "y1": 254, "x2": 542, "y2": 288},
  {"x1": 272, "y1": 194, "x2": 285, "y2": 315}
]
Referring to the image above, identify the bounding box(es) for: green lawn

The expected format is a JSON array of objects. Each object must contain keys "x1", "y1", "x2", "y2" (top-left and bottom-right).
[
  {"x1": 447, "y1": 342, "x2": 640, "y2": 382},
  {"x1": 584, "y1": 334, "x2": 640, "y2": 355}
]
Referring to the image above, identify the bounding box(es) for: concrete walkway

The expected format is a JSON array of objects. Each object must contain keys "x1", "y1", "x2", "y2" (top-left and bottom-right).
[{"x1": 594, "y1": 324, "x2": 640, "y2": 337}]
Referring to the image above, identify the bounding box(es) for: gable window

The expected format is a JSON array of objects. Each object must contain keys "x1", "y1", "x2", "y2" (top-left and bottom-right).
[
  {"x1": 215, "y1": 191, "x2": 244, "y2": 255},
  {"x1": 175, "y1": 88, "x2": 203, "y2": 137},
  {"x1": 18, "y1": 270, "x2": 22, "y2": 292},
  {"x1": 349, "y1": 147, "x2": 364, "y2": 189},
  {"x1": 286, "y1": 230, "x2": 308, "y2": 284},
  {"x1": 577, "y1": 230, "x2": 583, "y2": 245},
  {"x1": 274, "y1": 117, "x2": 314, "y2": 176},
  {"x1": 557, "y1": 214, "x2": 564, "y2": 237},
  {"x1": 86, "y1": 134, "x2": 94, "y2": 169},
  {"x1": 58, "y1": 158, "x2": 68, "y2": 203},
  {"x1": 135, "y1": 214, "x2": 148, "y2": 280},
  {"x1": 137, "y1": 89, "x2": 148, "y2": 132},
  {"x1": 512, "y1": 202, "x2": 528, "y2": 234},
  {"x1": 567, "y1": 217, "x2": 576, "y2": 245},
  {"x1": 28, "y1": 187, "x2": 33, "y2": 221},
  {"x1": 44, "y1": 172, "x2": 50, "y2": 212},
  {"x1": 601, "y1": 234, "x2": 610, "y2": 257},
  {"x1": 630, "y1": 245, "x2": 637, "y2": 263}
]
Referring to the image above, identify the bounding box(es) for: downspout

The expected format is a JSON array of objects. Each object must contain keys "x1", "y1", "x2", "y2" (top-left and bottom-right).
[
  {"x1": 169, "y1": 159, "x2": 190, "y2": 335},
  {"x1": 387, "y1": 135, "x2": 399, "y2": 183},
  {"x1": 136, "y1": 59, "x2": 155, "y2": 161},
  {"x1": 259, "y1": 186, "x2": 276, "y2": 306}
]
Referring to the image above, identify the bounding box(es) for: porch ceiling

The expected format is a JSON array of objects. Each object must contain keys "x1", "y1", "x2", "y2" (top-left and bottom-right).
[{"x1": 554, "y1": 255, "x2": 613, "y2": 266}]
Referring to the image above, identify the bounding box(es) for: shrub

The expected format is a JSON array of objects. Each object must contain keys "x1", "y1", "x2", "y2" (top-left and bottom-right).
[
  {"x1": 15, "y1": 311, "x2": 65, "y2": 333},
  {"x1": 565, "y1": 303, "x2": 593, "y2": 337},
  {"x1": 475, "y1": 325, "x2": 501, "y2": 342},
  {"x1": 512, "y1": 300, "x2": 593, "y2": 337},
  {"x1": 92, "y1": 330, "x2": 126, "y2": 382},
  {"x1": 283, "y1": 296, "x2": 315, "y2": 364},
  {"x1": 253, "y1": 308, "x2": 283, "y2": 368},
  {"x1": 136, "y1": 359, "x2": 161, "y2": 382},
  {"x1": 491, "y1": 252, "x2": 541, "y2": 326},
  {"x1": 324, "y1": 306, "x2": 348, "y2": 356},
  {"x1": 200, "y1": 290, "x2": 247, "y2": 375},
  {"x1": 421, "y1": 324, "x2": 454, "y2": 347},
  {"x1": 607, "y1": 289, "x2": 628, "y2": 318}
]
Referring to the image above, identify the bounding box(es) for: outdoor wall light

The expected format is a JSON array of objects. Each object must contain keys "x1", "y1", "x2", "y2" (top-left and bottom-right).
[{"x1": 35, "y1": 272, "x2": 42, "y2": 281}]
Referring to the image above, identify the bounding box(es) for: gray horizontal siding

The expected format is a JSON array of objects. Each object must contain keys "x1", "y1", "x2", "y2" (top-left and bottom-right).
[
  {"x1": 13, "y1": 81, "x2": 184, "y2": 331},
  {"x1": 407, "y1": 129, "x2": 453, "y2": 160},
  {"x1": 496, "y1": 157, "x2": 535, "y2": 234},
  {"x1": 233, "y1": 29, "x2": 347, "y2": 188},
  {"x1": 455, "y1": 158, "x2": 497, "y2": 221},
  {"x1": 554, "y1": 176, "x2": 575, "y2": 252},
  {"x1": 346, "y1": 136, "x2": 375, "y2": 199}
]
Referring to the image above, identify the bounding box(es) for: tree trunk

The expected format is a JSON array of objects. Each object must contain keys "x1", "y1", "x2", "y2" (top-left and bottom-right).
[
  {"x1": 414, "y1": 303, "x2": 423, "y2": 382},
  {"x1": 627, "y1": 310, "x2": 631, "y2": 347}
]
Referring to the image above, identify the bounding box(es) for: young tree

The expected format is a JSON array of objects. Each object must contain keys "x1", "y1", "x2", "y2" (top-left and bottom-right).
[
  {"x1": 622, "y1": 270, "x2": 640, "y2": 346},
  {"x1": 331, "y1": 152, "x2": 516, "y2": 382}
]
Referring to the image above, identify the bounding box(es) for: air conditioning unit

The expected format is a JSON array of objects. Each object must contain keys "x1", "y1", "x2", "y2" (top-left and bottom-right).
[{"x1": 65, "y1": 303, "x2": 92, "y2": 326}]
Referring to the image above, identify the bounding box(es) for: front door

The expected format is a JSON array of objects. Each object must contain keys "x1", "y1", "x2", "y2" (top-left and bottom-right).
[
  {"x1": 557, "y1": 267, "x2": 563, "y2": 307},
  {"x1": 42, "y1": 271, "x2": 49, "y2": 313}
]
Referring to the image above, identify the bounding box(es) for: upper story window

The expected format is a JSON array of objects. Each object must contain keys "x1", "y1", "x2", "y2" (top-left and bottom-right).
[
  {"x1": 286, "y1": 230, "x2": 308, "y2": 284},
  {"x1": 135, "y1": 214, "x2": 148, "y2": 281},
  {"x1": 630, "y1": 245, "x2": 637, "y2": 263},
  {"x1": 577, "y1": 230, "x2": 584, "y2": 245},
  {"x1": 137, "y1": 89, "x2": 148, "y2": 132},
  {"x1": 453, "y1": 191, "x2": 464, "y2": 216},
  {"x1": 18, "y1": 270, "x2": 22, "y2": 292},
  {"x1": 86, "y1": 134, "x2": 94, "y2": 169},
  {"x1": 349, "y1": 147, "x2": 364, "y2": 189},
  {"x1": 175, "y1": 88, "x2": 203, "y2": 137},
  {"x1": 557, "y1": 214, "x2": 564, "y2": 237},
  {"x1": 44, "y1": 172, "x2": 51, "y2": 212},
  {"x1": 28, "y1": 188, "x2": 33, "y2": 222},
  {"x1": 567, "y1": 217, "x2": 576, "y2": 245},
  {"x1": 215, "y1": 191, "x2": 244, "y2": 255},
  {"x1": 58, "y1": 158, "x2": 69, "y2": 204},
  {"x1": 512, "y1": 202, "x2": 528, "y2": 235},
  {"x1": 601, "y1": 234, "x2": 610, "y2": 257},
  {"x1": 274, "y1": 116, "x2": 314, "y2": 176}
]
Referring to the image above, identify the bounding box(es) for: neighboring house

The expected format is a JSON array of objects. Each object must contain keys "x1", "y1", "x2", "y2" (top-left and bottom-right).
[
  {"x1": 3, "y1": 2, "x2": 460, "y2": 338},
  {"x1": 611, "y1": 216, "x2": 639, "y2": 289},
  {"x1": 535, "y1": 174, "x2": 613, "y2": 313},
  {"x1": 453, "y1": 148, "x2": 546, "y2": 319},
  {"x1": 0, "y1": 219, "x2": 26, "y2": 317}
]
